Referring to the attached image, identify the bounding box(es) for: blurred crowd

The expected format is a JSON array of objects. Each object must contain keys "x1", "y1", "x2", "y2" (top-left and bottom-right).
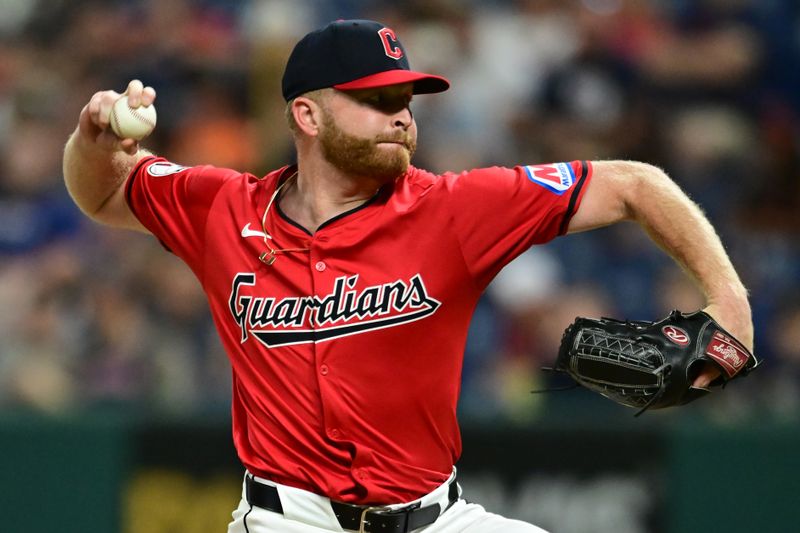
[{"x1": 0, "y1": 0, "x2": 798, "y2": 424}]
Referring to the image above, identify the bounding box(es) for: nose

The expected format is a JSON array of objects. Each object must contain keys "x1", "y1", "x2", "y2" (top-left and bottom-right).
[{"x1": 393, "y1": 106, "x2": 413, "y2": 130}]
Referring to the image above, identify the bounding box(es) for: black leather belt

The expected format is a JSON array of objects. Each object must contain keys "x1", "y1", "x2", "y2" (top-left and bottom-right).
[{"x1": 245, "y1": 474, "x2": 459, "y2": 533}]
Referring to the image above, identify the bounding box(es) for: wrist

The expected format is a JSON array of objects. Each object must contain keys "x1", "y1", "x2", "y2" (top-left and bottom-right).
[
  {"x1": 706, "y1": 280, "x2": 750, "y2": 312},
  {"x1": 703, "y1": 286, "x2": 753, "y2": 351}
]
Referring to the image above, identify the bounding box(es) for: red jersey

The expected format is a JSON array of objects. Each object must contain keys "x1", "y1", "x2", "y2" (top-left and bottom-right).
[{"x1": 125, "y1": 157, "x2": 592, "y2": 504}]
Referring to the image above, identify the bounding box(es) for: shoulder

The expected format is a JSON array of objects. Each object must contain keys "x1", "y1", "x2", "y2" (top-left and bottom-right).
[
  {"x1": 134, "y1": 156, "x2": 289, "y2": 184},
  {"x1": 215, "y1": 165, "x2": 292, "y2": 208},
  {"x1": 401, "y1": 165, "x2": 443, "y2": 193},
  {"x1": 128, "y1": 156, "x2": 289, "y2": 205},
  {"x1": 400, "y1": 165, "x2": 513, "y2": 196}
]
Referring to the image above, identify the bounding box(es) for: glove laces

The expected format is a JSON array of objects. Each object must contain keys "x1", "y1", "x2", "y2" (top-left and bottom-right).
[{"x1": 533, "y1": 363, "x2": 673, "y2": 417}]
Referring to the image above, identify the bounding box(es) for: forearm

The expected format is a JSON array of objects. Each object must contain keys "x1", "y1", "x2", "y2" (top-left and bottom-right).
[
  {"x1": 569, "y1": 160, "x2": 752, "y2": 348},
  {"x1": 62, "y1": 80, "x2": 156, "y2": 230},
  {"x1": 624, "y1": 165, "x2": 747, "y2": 304},
  {"x1": 63, "y1": 125, "x2": 147, "y2": 217}
]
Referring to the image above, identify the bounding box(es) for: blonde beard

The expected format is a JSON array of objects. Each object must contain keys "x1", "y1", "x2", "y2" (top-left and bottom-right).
[{"x1": 318, "y1": 108, "x2": 416, "y2": 182}]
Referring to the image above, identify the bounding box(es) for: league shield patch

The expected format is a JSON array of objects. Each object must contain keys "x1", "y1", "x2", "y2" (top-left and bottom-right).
[{"x1": 524, "y1": 163, "x2": 576, "y2": 195}]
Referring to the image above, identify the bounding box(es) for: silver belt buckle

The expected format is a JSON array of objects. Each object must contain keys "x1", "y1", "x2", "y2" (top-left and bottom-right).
[{"x1": 358, "y1": 505, "x2": 391, "y2": 533}]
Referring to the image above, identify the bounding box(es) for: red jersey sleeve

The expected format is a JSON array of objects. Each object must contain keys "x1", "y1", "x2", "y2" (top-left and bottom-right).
[
  {"x1": 444, "y1": 160, "x2": 592, "y2": 288},
  {"x1": 124, "y1": 157, "x2": 241, "y2": 277}
]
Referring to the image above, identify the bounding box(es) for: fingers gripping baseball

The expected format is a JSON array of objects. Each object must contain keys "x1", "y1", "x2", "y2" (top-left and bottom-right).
[{"x1": 80, "y1": 80, "x2": 157, "y2": 155}]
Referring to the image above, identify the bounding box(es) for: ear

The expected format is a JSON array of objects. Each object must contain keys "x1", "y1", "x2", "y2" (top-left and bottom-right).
[{"x1": 292, "y1": 97, "x2": 324, "y2": 137}]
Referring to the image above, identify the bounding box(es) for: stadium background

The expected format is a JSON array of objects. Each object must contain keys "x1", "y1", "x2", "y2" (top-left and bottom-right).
[{"x1": 0, "y1": 0, "x2": 798, "y2": 532}]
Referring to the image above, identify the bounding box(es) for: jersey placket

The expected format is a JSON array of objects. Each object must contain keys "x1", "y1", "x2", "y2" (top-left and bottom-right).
[{"x1": 307, "y1": 232, "x2": 348, "y2": 456}]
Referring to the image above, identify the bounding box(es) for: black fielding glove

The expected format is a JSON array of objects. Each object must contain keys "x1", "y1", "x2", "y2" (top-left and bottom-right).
[{"x1": 554, "y1": 310, "x2": 759, "y2": 415}]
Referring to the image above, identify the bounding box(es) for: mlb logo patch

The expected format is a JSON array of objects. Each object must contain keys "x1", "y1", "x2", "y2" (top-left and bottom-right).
[
  {"x1": 524, "y1": 163, "x2": 576, "y2": 195},
  {"x1": 147, "y1": 162, "x2": 189, "y2": 177}
]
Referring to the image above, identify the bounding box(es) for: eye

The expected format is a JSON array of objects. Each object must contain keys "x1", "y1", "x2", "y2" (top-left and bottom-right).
[{"x1": 361, "y1": 93, "x2": 412, "y2": 113}]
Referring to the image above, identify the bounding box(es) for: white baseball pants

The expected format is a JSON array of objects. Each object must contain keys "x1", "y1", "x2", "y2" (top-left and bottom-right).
[{"x1": 227, "y1": 470, "x2": 547, "y2": 533}]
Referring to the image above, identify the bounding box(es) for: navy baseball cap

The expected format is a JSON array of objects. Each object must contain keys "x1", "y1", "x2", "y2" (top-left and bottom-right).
[{"x1": 281, "y1": 19, "x2": 450, "y2": 101}]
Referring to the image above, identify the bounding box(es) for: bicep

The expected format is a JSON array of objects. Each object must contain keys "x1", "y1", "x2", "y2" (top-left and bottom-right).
[{"x1": 566, "y1": 160, "x2": 641, "y2": 233}]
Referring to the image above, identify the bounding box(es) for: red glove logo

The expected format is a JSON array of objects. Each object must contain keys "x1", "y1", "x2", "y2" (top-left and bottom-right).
[{"x1": 662, "y1": 326, "x2": 690, "y2": 346}]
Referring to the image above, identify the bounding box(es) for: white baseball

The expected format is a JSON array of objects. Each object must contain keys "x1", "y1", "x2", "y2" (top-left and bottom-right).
[{"x1": 109, "y1": 95, "x2": 157, "y2": 140}]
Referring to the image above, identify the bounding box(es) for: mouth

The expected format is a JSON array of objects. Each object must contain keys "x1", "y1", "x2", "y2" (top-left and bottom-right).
[{"x1": 378, "y1": 140, "x2": 409, "y2": 149}]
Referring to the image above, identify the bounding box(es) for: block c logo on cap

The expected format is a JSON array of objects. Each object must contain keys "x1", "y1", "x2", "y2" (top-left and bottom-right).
[{"x1": 378, "y1": 27, "x2": 403, "y2": 60}]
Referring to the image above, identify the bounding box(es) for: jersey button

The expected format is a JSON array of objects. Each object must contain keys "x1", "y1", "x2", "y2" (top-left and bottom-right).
[
  {"x1": 320, "y1": 364, "x2": 329, "y2": 376},
  {"x1": 315, "y1": 261, "x2": 326, "y2": 272},
  {"x1": 329, "y1": 428, "x2": 340, "y2": 439}
]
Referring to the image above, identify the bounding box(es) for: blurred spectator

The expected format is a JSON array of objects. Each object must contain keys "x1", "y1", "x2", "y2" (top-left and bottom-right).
[{"x1": 0, "y1": 0, "x2": 798, "y2": 424}]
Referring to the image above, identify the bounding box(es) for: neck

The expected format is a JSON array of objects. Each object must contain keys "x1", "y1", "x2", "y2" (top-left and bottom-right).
[{"x1": 279, "y1": 156, "x2": 389, "y2": 233}]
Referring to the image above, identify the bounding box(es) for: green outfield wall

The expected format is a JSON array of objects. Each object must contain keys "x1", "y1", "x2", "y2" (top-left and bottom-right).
[{"x1": 0, "y1": 412, "x2": 796, "y2": 533}]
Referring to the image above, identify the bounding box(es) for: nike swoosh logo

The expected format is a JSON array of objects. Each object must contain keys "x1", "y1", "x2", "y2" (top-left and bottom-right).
[{"x1": 241, "y1": 223, "x2": 270, "y2": 240}]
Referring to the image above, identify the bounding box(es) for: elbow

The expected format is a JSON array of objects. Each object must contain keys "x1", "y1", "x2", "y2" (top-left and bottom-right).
[
  {"x1": 617, "y1": 161, "x2": 676, "y2": 220},
  {"x1": 625, "y1": 161, "x2": 671, "y2": 187},
  {"x1": 575, "y1": 160, "x2": 687, "y2": 232},
  {"x1": 64, "y1": 173, "x2": 121, "y2": 225},
  {"x1": 86, "y1": 192, "x2": 117, "y2": 222},
  {"x1": 593, "y1": 160, "x2": 671, "y2": 221},
  {"x1": 63, "y1": 173, "x2": 104, "y2": 221}
]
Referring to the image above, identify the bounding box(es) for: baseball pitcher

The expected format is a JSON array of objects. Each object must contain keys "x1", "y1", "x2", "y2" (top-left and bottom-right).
[{"x1": 63, "y1": 19, "x2": 753, "y2": 533}]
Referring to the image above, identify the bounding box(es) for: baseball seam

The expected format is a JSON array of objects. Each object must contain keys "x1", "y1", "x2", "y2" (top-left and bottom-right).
[
  {"x1": 110, "y1": 105, "x2": 120, "y2": 134},
  {"x1": 127, "y1": 103, "x2": 156, "y2": 129},
  {"x1": 111, "y1": 99, "x2": 155, "y2": 137}
]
